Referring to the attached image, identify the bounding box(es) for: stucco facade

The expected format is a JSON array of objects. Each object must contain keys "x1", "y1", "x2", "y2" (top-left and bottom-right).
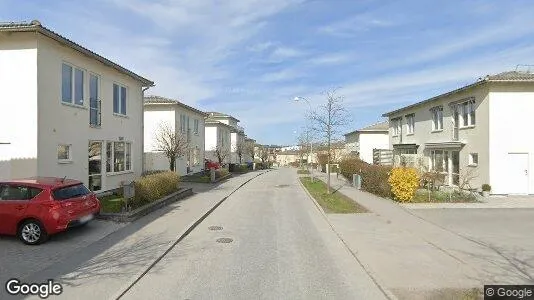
[
  {"x1": 206, "y1": 112, "x2": 246, "y2": 164},
  {"x1": 204, "y1": 121, "x2": 232, "y2": 164},
  {"x1": 143, "y1": 96, "x2": 207, "y2": 176},
  {"x1": 0, "y1": 22, "x2": 153, "y2": 192},
  {"x1": 384, "y1": 72, "x2": 534, "y2": 194},
  {"x1": 344, "y1": 121, "x2": 390, "y2": 164}
]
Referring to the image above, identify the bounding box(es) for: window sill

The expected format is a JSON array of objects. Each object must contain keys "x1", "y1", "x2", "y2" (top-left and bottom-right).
[
  {"x1": 392, "y1": 135, "x2": 399, "y2": 137},
  {"x1": 468, "y1": 164, "x2": 478, "y2": 167},
  {"x1": 113, "y1": 113, "x2": 129, "y2": 119},
  {"x1": 61, "y1": 102, "x2": 87, "y2": 110},
  {"x1": 89, "y1": 124, "x2": 102, "y2": 129},
  {"x1": 431, "y1": 130, "x2": 443, "y2": 133},
  {"x1": 406, "y1": 133, "x2": 414, "y2": 136},
  {"x1": 58, "y1": 160, "x2": 73, "y2": 164},
  {"x1": 107, "y1": 170, "x2": 134, "y2": 176},
  {"x1": 459, "y1": 125, "x2": 475, "y2": 130}
]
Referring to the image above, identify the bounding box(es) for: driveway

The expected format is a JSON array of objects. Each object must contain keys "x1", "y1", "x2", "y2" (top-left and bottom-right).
[{"x1": 0, "y1": 220, "x2": 125, "y2": 287}]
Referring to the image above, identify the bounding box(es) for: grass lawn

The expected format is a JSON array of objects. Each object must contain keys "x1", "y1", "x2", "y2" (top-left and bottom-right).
[
  {"x1": 411, "y1": 189, "x2": 481, "y2": 203},
  {"x1": 300, "y1": 177, "x2": 368, "y2": 213},
  {"x1": 98, "y1": 194, "x2": 125, "y2": 213},
  {"x1": 181, "y1": 173, "x2": 211, "y2": 183},
  {"x1": 297, "y1": 169, "x2": 310, "y2": 174}
]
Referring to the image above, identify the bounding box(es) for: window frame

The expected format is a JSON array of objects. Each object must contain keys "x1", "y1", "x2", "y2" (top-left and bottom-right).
[
  {"x1": 430, "y1": 149, "x2": 448, "y2": 173},
  {"x1": 459, "y1": 99, "x2": 476, "y2": 128},
  {"x1": 57, "y1": 144, "x2": 72, "y2": 163},
  {"x1": 106, "y1": 141, "x2": 133, "y2": 174},
  {"x1": 431, "y1": 106, "x2": 444, "y2": 132},
  {"x1": 406, "y1": 114, "x2": 415, "y2": 135},
  {"x1": 469, "y1": 153, "x2": 478, "y2": 167},
  {"x1": 391, "y1": 117, "x2": 402, "y2": 136},
  {"x1": 194, "y1": 119, "x2": 199, "y2": 135},
  {"x1": 61, "y1": 62, "x2": 86, "y2": 107},
  {"x1": 113, "y1": 83, "x2": 128, "y2": 116}
]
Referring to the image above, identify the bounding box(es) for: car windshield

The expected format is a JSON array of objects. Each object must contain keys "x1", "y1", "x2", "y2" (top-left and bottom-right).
[{"x1": 52, "y1": 184, "x2": 91, "y2": 200}]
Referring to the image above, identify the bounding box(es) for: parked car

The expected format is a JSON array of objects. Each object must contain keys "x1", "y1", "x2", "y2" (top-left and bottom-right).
[
  {"x1": 204, "y1": 159, "x2": 221, "y2": 170},
  {"x1": 0, "y1": 177, "x2": 100, "y2": 245}
]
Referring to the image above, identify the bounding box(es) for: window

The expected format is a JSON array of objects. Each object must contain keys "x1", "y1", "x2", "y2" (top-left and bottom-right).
[
  {"x1": 193, "y1": 147, "x2": 199, "y2": 165},
  {"x1": 61, "y1": 63, "x2": 84, "y2": 105},
  {"x1": 469, "y1": 153, "x2": 478, "y2": 166},
  {"x1": 52, "y1": 184, "x2": 90, "y2": 200},
  {"x1": 431, "y1": 106, "x2": 443, "y2": 131},
  {"x1": 431, "y1": 150, "x2": 447, "y2": 172},
  {"x1": 106, "y1": 141, "x2": 132, "y2": 173},
  {"x1": 406, "y1": 114, "x2": 415, "y2": 134},
  {"x1": 180, "y1": 115, "x2": 186, "y2": 133},
  {"x1": 0, "y1": 185, "x2": 42, "y2": 200},
  {"x1": 113, "y1": 84, "x2": 127, "y2": 115},
  {"x1": 57, "y1": 144, "x2": 71, "y2": 161},
  {"x1": 194, "y1": 119, "x2": 199, "y2": 135},
  {"x1": 392, "y1": 118, "x2": 402, "y2": 136},
  {"x1": 460, "y1": 99, "x2": 476, "y2": 127}
]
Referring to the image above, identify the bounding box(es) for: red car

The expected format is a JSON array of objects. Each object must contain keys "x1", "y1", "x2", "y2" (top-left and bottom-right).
[
  {"x1": 204, "y1": 159, "x2": 221, "y2": 170},
  {"x1": 0, "y1": 177, "x2": 100, "y2": 245}
]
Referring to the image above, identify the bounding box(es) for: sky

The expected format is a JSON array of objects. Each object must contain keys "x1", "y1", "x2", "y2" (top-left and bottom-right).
[{"x1": 2, "y1": 0, "x2": 534, "y2": 145}]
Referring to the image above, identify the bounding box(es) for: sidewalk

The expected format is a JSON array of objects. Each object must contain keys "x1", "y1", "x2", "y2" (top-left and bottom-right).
[
  {"x1": 23, "y1": 170, "x2": 269, "y2": 300},
  {"x1": 313, "y1": 173, "x2": 532, "y2": 299}
]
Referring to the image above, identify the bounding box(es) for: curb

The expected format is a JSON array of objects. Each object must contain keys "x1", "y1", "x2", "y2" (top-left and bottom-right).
[
  {"x1": 114, "y1": 169, "x2": 272, "y2": 299},
  {"x1": 297, "y1": 177, "x2": 399, "y2": 300}
]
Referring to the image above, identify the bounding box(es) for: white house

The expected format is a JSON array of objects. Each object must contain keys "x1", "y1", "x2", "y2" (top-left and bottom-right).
[
  {"x1": 244, "y1": 137, "x2": 256, "y2": 163},
  {"x1": 344, "y1": 121, "x2": 390, "y2": 164},
  {"x1": 204, "y1": 118, "x2": 233, "y2": 164},
  {"x1": 0, "y1": 20, "x2": 153, "y2": 192},
  {"x1": 206, "y1": 112, "x2": 246, "y2": 164},
  {"x1": 383, "y1": 70, "x2": 534, "y2": 195},
  {"x1": 143, "y1": 96, "x2": 207, "y2": 176}
]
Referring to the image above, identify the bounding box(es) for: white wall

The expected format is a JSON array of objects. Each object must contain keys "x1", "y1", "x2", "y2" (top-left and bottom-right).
[
  {"x1": 205, "y1": 126, "x2": 218, "y2": 153},
  {"x1": 359, "y1": 132, "x2": 389, "y2": 164},
  {"x1": 144, "y1": 107, "x2": 175, "y2": 172},
  {"x1": 489, "y1": 83, "x2": 534, "y2": 194},
  {"x1": 0, "y1": 32, "x2": 38, "y2": 179},
  {"x1": 36, "y1": 33, "x2": 146, "y2": 191}
]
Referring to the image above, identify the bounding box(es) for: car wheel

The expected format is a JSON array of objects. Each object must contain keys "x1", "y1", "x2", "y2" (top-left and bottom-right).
[{"x1": 18, "y1": 219, "x2": 48, "y2": 245}]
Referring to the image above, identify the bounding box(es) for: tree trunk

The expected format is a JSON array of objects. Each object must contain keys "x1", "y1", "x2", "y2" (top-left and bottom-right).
[{"x1": 169, "y1": 157, "x2": 175, "y2": 172}]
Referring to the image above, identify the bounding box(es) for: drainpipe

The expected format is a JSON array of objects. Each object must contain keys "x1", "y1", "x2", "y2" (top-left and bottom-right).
[{"x1": 141, "y1": 85, "x2": 152, "y2": 175}]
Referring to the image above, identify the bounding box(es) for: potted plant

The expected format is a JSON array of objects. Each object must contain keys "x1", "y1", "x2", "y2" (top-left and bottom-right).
[{"x1": 481, "y1": 184, "x2": 491, "y2": 197}]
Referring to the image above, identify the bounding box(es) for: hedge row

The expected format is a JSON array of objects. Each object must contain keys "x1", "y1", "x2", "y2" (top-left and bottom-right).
[{"x1": 339, "y1": 157, "x2": 392, "y2": 198}]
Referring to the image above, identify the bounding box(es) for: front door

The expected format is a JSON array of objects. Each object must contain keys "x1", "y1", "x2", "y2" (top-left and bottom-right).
[
  {"x1": 451, "y1": 151, "x2": 460, "y2": 186},
  {"x1": 88, "y1": 141, "x2": 103, "y2": 191},
  {"x1": 507, "y1": 153, "x2": 529, "y2": 194}
]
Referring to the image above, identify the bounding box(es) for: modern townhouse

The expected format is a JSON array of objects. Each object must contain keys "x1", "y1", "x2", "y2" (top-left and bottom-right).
[
  {"x1": 0, "y1": 20, "x2": 153, "y2": 192},
  {"x1": 204, "y1": 116, "x2": 233, "y2": 164},
  {"x1": 383, "y1": 70, "x2": 534, "y2": 195},
  {"x1": 344, "y1": 121, "x2": 390, "y2": 164},
  {"x1": 205, "y1": 112, "x2": 246, "y2": 164},
  {"x1": 143, "y1": 96, "x2": 207, "y2": 175}
]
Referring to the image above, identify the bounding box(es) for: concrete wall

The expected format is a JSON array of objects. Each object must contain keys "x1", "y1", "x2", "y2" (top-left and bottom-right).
[
  {"x1": 387, "y1": 84, "x2": 490, "y2": 189},
  {"x1": 35, "y1": 33, "x2": 146, "y2": 191},
  {"x1": 489, "y1": 82, "x2": 534, "y2": 194},
  {"x1": 359, "y1": 132, "x2": 389, "y2": 164},
  {"x1": 0, "y1": 32, "x2": 39, "y2": 179}
]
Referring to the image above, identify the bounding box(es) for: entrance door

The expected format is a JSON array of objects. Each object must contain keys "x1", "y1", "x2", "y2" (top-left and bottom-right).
[
  {"x1": 507, "y1": 153, "x2": 529, "y2": 194},
  {"x1": 451, "y1": 151, "x2": 460, "y2": 186},
  {"x1": 88, "y1": 141, "x2": 103, "y2": 191}
]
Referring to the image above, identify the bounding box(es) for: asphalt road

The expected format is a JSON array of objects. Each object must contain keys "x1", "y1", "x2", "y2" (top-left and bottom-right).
[{"x1": 120, "y1": 168, "x2": 387, "y2": 300}]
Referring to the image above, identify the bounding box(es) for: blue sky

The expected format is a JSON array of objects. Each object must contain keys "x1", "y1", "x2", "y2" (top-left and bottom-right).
[{"x1": 2, "y1": 0, "x2": 534, "y2": 145}]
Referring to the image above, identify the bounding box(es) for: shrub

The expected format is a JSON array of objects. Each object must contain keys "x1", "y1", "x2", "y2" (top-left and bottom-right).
[
  {"x1": 141, "y1": 170, "x2": 166, "y2": 177},
  {"x1": 388, "y1": 167, "x2": 420, "y2": 202},
  {"x1": 339, "y1": 157, "x2": 392, "y2": 197},
  {"x1": 482, "y1": 184, "x2": 491, "y2": 191},
  {"x1": 420, "y1": 171, "x2": 446, "y2": 190},
  {"x1": 133, "y1": 171, "x2": 180, "y2": 207}
]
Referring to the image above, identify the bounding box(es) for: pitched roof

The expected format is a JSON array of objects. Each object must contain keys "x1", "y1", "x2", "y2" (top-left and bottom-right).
[
  {"x1": 0, "y1": 20, "x2": 153, "y2": 86},
  {"x1": 344, "y1": 121, "x2": 389, "y2": 136},
  {"x1": 204, "y1": 119, "x2": 237, "y2": 131},
  {"x1": 382, "y1": 70, "x2": 534, "y2": 117},
  {"x1": 206, "y1": 111, "x2": 240, "y2": 122},
  {"x1": 144, "y1": 95, "x2": 207, "y2": 116}
]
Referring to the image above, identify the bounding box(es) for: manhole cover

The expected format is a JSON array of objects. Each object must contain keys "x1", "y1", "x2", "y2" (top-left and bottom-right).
[
  {"x1": 275, "y1": 184, "x2": 290, "y2": 188},
  {"x1": 216, "y1": 237, "x2": 233, "y2": 243},
  {"x1": 208, "y1": 226, "x2": 223, "y2": 231}
]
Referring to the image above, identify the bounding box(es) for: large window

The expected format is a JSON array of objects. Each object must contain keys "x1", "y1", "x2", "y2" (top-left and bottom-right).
[
  {"x1": 113, "y1": 84, "x2": 127, "y2": 115},
  {"x1": 194, "y1": 119, "x2": 199, "y2": 135},
  {"x1": 391, "y1": 118, "x2": 402, "y2": 136},
  {"x1": 106, "y1": 141, "x2": 132, "y2": 173},
  {"x1": 180, "y1": 115, "x2": 187, "y2": 133},
  {"x1": 460, "y1": 99, "x2": 476, "y2": 127},
  {"x1": 431, "y1": 106, "x2": 443, "y2": 131},
  {"x1": 431, "y1": 150, "x2": 447, "y2": 172},
  {"x1": 61, "y1": 63, "x2": 84, "y2": 106},
  {"x1": 406, "y1": 114, "x2": 415, "y2": 134}
]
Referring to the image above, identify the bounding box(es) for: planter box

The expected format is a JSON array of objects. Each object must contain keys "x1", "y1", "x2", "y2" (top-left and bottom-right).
[{"x1": 96, "y1": 187, "x2": 193, "y2": 223}]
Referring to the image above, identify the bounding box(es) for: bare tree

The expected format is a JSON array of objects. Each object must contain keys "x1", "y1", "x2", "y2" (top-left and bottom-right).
[
  {"x1": 214, "y1": 144, "x2": 230, "y2": 165},
  {"x1": 153, "y1": 121, "x2": 190, "y2": 172},
  {"x1": 297, "y1": 131, "x2": 311, "y2": 168},
  {"x1": 245, "y1": 140, "x2": 256, "y2": 162},
  {"x1": 258, "y1": 146, "x2": 269, "y2": 164},
  {"x1": 309, "y1": 88, "x2": 350, "y2": 193},
  {"x1": 234, "y1": 140, "x2": 245, "y2": 164}
]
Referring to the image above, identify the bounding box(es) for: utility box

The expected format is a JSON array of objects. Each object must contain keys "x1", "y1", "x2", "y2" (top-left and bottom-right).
[
  {"x1": 210, "y1": 168, "x2": 216, "y2": 183},
  {"x1": 352, "y1": 174, "x2": 362, "y2": 189},
  {"x1": 123, "y1": 181, "x2": 135, "y2": 199}
]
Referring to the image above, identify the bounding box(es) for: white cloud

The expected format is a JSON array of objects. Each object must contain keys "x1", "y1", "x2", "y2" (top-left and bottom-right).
[
  {"x1": 308, "y1": 52, "x2": 355, "y2": 66},
  {"x1": 268, "y1": 46, "x2": 306, "y2": 61},
  {"x1": 318, "y1": 14, "x2": 396, "y2": 37},
  {"x1": 259, "y1": 69, "x2": 304, "y2": 82}
]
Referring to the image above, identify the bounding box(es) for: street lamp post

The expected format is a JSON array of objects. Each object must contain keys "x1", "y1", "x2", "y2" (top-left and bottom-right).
[{"x1": 294, "y1": 96, "x2": 314, "y2": 182}]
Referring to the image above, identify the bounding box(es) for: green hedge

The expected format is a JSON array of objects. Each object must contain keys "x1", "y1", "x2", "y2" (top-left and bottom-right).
[
  {"x1": 339, "y1": 157, "x2": 392, "y2": 198},
  {"x1": 133, "y1": 171, "x2": 180, "y2": 207}
]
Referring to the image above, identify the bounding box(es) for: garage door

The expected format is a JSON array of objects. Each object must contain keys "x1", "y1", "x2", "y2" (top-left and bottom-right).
[{"x1": 507, "y1": 153, "x2": 529, "y2": 194}]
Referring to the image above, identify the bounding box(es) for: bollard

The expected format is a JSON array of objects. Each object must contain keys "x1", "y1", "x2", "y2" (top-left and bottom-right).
[{"x1": 210, "y1": 168, "x2": 216, "y2": 183}]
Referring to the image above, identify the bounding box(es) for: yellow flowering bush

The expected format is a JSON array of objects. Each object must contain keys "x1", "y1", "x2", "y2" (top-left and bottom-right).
[{"x1": 388, "y1": 167, "x2": 419, "y2": 202}]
